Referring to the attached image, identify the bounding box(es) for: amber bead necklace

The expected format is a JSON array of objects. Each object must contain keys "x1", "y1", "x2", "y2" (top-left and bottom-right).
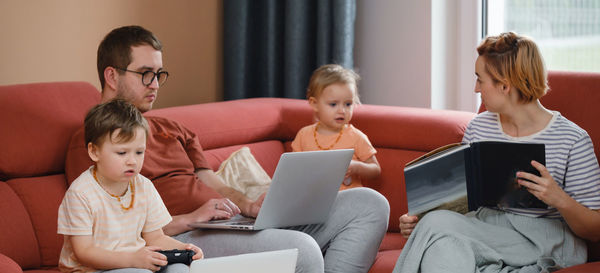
[
  {"x1": 92, "y1": 167, "x2": 135, "y2": 211},
  {"x1": 313, "y1": 122, "x2": 345, "y2": 150}
]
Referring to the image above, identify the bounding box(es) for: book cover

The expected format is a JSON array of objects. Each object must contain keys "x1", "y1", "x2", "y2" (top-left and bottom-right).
[{"x1": 404, "y1": 141, "x2": 546, "y2": 216}]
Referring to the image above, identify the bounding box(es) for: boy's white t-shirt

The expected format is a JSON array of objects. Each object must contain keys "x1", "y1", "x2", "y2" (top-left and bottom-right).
[{"x1": 57, "y1": 166, "x2": 172, "y2": 273}]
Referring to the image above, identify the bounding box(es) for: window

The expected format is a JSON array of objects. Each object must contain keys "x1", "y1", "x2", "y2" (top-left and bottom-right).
[{"x1": 485, "y1": 0, "x2": 600, "y2": 73}]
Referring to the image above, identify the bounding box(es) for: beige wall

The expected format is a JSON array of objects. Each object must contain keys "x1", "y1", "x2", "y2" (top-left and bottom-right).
[{"x1": 0, "y1": 0, "x2": 222, "y2": 109}]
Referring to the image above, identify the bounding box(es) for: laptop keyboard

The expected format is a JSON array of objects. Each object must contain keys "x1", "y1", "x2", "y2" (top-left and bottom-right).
[{"x1": 226, "y1": 220, "x2": 255, "y2": 225}]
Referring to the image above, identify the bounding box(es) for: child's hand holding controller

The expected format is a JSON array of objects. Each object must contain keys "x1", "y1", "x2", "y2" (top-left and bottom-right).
[
  {"x1": 131, "y1": 246, "x2": 168, "y2": 271},
  {"x1": 184, "y1": 243, "x2": 204, "y2": 260},
  {"x1": 156, "y1": 243, "x2": 203, "y2": 268}
]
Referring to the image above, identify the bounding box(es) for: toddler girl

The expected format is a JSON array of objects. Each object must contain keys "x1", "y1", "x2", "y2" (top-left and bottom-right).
[{"x1": 292, "y1": 64, "x2": 381, "y2": 190}]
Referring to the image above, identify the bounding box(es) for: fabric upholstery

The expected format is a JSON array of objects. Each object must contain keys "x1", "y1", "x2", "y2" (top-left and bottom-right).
[
  {"x1": 0, "y1": 82, "x2": 100, "y2": 180},
  {"x1": 369, "y1": 250, "x2": 403, "y2": 273},
  {"x1": 146, "y1": 100, "x2": 292, "y2": 150},
  {"x1": 7, "y1": 176, "x2": 66, "y2": 267},
  {"x1": 542, "y1": 71, "x2": 600, "y2": 159},
  {"x1": 0, "y1": 252, "x2": 23, "y2": 273},
  {"x1": 555, "y1": 262, "x2": 600, "y2": 273},
  {"x1": 0, "y1": 182, "x2": 40, "y2": 269}
]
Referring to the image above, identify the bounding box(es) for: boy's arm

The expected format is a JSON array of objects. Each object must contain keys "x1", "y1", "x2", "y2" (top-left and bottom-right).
[
  {"x1": 69, "y1": 235, "x2": 166, "y2": 271},
  {"x1": 346, "y1": 155, "x2": 381, "y2": 180}
]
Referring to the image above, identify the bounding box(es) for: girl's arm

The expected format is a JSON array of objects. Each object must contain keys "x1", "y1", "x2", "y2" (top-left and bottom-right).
[
  {"x1": 517, "y1": 160, "x2": 600, "y2": 241},
  {"x1": 69, "y1": 235, "x2": 166, "y2": 271},
  {"x1": 346, "y1": 155, "x2": 381, "y2": 180}
]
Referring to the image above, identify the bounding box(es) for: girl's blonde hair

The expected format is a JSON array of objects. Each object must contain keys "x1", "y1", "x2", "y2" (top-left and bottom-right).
[
  {"x1": 477, "y1": 32, "x2": 548, "y2": 102},
  {"x1": 306, "y1": 64, "x2": 361, "y2": 104}
]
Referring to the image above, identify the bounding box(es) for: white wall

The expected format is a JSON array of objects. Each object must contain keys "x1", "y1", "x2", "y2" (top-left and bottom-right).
[
  {"x1": 355, "y1": 0, "x2": 481, "y2": 112},
  {"x1": 431, "y1": 0, "x2": 481, "y2": 112},
  {"x1": 354, "y1": 0, "x2": 432, "y2": 108}
]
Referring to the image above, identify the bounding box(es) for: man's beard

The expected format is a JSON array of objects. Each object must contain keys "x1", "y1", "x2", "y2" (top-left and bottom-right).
[{"x1": 116, "y1": 81, "x2": 152, "y2": 112}]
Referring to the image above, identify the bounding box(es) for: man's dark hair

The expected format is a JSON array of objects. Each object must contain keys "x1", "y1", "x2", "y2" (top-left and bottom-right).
[
  {"x1": 97, "y1": 25, "x2": 162, "y2": 90},
  {"x1": 84, "y1": 99, "x2": 149, "y2": 146}
]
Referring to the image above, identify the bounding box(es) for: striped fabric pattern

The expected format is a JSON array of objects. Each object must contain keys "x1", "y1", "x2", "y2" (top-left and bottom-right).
[
  {"x1": 57, "y1": 167, "x2": 172, "y2": 272},
  {"x1": 463, "y1": 111, "x2": 600, "y2": 218}
]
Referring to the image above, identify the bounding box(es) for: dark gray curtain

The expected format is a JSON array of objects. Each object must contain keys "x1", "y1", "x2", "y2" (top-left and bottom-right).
[{"x1": 223, "y1": 0, "x2": 356, "y2": 100}]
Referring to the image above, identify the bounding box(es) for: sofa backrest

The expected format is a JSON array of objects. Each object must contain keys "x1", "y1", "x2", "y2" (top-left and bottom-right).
[
  {"x1": 479, "y1": 71, "x2": 600, "y2": 261},
  {"x1": 146, "y1": 98, "x2": 312, "y2": 176},
  {"x1": 150, "y1": 98, "x2": 476, "y2": 232},
  {"x1": 0, "y1": 82, "x2": 100, "y2": 269}
]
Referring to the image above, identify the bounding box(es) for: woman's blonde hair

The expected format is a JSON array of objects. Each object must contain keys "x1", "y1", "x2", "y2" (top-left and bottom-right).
[
  {"x1": 477, "y1": 32, "x2": 548, "y2": 102},
  {"x1": 306, "y1": 64, "x2": 361, "y2": 104}
]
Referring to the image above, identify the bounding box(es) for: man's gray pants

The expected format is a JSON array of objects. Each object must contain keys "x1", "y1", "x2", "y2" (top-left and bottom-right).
[{"x1": 174, "y1": 187, "x2": 390, "y2": 273}]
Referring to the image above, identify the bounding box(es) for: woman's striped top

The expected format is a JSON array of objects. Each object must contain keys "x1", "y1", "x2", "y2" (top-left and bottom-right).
[{"x1": 463, "y1": 111, "x2": 600, "y2": 219}]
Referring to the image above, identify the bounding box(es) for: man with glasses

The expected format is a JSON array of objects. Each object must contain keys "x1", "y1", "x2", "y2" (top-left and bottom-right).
[{"x1": 66, "y1": 25, "x2": 390, "y2": 273}]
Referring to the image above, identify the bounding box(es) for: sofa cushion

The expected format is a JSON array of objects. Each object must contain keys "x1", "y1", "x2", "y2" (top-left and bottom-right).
[
  {"x1": 0, "y1": 252, "x2": 23, "y2": 273},
  {"x1": 379, "y1": 232, "x2": 407, "y2": 252},
  {"x1": 369, "y1": 249, "x2": 402, "y2": 273},
  {"x1": 555, "y1": 261, "x2": 600, "y2": 273},
  {"x1": 147, "y1": 98, "x2": 310, "y2": 150},
  {"x1": 215, "y1": 147, "x2": 271, "y2": 201},
  {"x1": 0, "y1": 82, "x2": 100, "y2": 180},
  {"x1": 542, "y1": 71, "x2": 600, "y2": 159},
  {"x1": 0, "y1": 182, "x2": 40, "y2": 269},
  {"x1": 364, "y1": 148, "x2": 424, "y2": 232},
  {"x1": 7, "y1": 176, "x2": 67, "y2": 267},
  {"x1": 351, "y1": 104, "x2": 473, "y2": 152},
  {"x1": 204, "y1": 140, "x2": 286, "y2": 177}
]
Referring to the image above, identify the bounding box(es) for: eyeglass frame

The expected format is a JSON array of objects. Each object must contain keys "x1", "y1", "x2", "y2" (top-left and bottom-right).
[{"x1": 114, "y1": 67, "x2": 169, "y2": 87}]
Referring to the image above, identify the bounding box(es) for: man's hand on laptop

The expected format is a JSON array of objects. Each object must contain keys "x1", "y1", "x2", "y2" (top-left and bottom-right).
[
  {"x1": 186, "y1": 198, "x2": 240, "y2": 223},
  {"x1": 242, "y1": 193, "x2": 266, "y2": 218},
  {"x1": 211, "y1": 198, "x2": 240, "y2": 220}
]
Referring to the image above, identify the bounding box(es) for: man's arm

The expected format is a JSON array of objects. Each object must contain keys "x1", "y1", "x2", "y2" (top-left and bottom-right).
[
  {"x1": 162, "y1": 197, "x2": 239, "y2": 236},
  {"x1": 196, "y1": 169, "x2": 263, "y2": 217}
]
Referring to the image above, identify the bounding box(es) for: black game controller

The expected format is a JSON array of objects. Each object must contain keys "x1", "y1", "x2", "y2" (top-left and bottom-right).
[{"x1": 157, "y1": 249, "x2": 195, "y2": 265}]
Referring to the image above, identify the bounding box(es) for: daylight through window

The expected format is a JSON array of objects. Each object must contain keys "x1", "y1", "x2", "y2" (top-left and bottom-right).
[{"x1": 486, "y1": 0, "x2": 600, "y2": 73}]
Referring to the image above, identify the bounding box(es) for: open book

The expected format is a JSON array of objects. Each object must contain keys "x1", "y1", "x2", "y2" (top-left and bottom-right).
[{"x1": 404, "y1": 141, "x2": 546, "y2": 216}]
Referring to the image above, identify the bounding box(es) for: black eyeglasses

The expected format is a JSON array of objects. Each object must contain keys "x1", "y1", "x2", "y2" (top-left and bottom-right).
[{"x1": 115, "y1": 67, "x2": 169, "y2": 87}]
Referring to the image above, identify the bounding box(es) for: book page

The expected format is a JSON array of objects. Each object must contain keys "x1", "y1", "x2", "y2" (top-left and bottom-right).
[{"x1": 405, "y1": 143, "x2": 468, "y2": 170}]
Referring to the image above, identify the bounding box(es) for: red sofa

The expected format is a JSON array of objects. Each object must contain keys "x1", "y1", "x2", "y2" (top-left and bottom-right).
[{"x1": 0, "y1": 71, "x2": 599, "y2": 273}]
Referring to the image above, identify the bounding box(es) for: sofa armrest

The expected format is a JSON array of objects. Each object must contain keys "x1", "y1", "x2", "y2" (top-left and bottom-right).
[{"x1": 0, "y1": 253, "x2": 23, "y2": 273}]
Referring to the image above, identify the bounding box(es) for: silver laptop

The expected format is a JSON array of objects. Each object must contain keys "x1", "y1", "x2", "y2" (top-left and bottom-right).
[
  {"x1": 189, "y1": 149, "x2": 354, "y2": 230},
  {"x1": 190, "y1": 249, "x2": 298, "y2": 273}
]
